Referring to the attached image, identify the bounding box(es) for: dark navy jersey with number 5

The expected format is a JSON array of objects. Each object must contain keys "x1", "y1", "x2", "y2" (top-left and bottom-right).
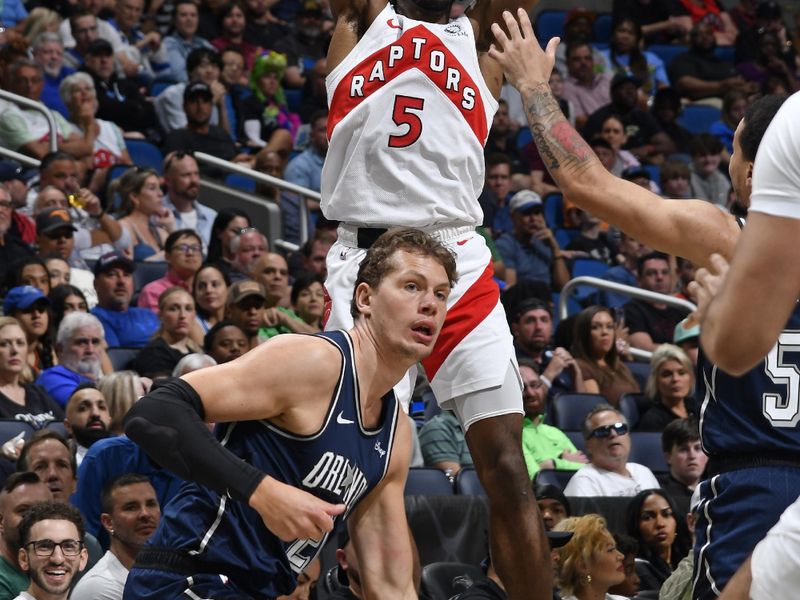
[
  {"x1": 697, "y1": 303, "x2": 800, "y2": 457},
  {"x1": 144, "y1": 330, "x2": 400, "y2": 597}
]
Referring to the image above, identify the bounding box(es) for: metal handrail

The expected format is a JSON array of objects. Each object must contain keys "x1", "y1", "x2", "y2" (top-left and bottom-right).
[
  {"x1": 0, "y1": 90, "x2": 58, "y2": 153},
  {"x1": 0, "y1": 147, "x2": 41, "y2": 168},
  {"x1": 194, "y1": 152, "x2": 316, "y2": 245},
  {"x1": 558, "y1": 276, "x2": 697, "y2": 361}
]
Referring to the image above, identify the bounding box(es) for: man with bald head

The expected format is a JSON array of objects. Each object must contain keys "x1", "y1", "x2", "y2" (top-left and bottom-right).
[
  {"x1": 250, "y1": 253, "x2": 317, "y2": 338},
  {"x1": 0, "y1": 472, "x2": 52, "y2": 599}
]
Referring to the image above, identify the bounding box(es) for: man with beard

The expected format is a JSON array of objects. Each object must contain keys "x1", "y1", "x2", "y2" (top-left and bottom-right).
[
  {"x1": 90, "y1": 251, "x2": 159, "y2": 348},
  {"x1": 0, "y1": 473, "x2": 52, "y2": 600},
  {"x1": 31, "y1": 33, "x2": 75, "y2": 120},
  {"x1": 161, "y1": 152, "x2": 217, "y2": 249},
  {"x1": 36, "y1": 313, "x2": 106, "y2": 408},
  {"x1": 71, "y1": 475, "x2": 160, "y2": 600},
  {"x1": 13, "y1": 501, "x2": 88, "y2": 600},
  {"x1": 668, "y1": 23, "x2": 756, "y2": 103},
  {"x1": 63, "y1": 384, "x2": 112, "y2": 467}
]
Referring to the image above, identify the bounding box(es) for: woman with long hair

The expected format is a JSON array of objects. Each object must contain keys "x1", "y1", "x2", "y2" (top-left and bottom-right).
[
  {"x1": 290, "y1": 273, "x2": 324, "y2": 332},
  {"x1": 638, "y1": 345, "x2": 696, "y2": 431},
  {"x1": 207, "y1": 208, "x2": 251, "y2": 264},
  {"x1": 97, "y1": 370, "x2": 152, "y2": 435},
  {"x1": 211, "y1": 1, "x2": 260, "y2": 71},
  {"x1": 3, "y1": 286, "x2": 57, "y2": 377},
  {"x1": 192, "y1": 264, "x2": 230, "y2": 338},
  {"x1": 0, "y1": 317, "x2": 63, "y2": 427},
  {"x1": 130, "y1": 287, "x2": 201, "y2": 379},
  {"x1": 625, "y1": 489, "x2": 692, "y2": 593},
  {"x1": 554, "y1": 514, "x2": 627, "y2": 600},
  {"x1": 114, "y1": 167, "x2": 176, "y2": 262},
  {"x1": 48, "y1": 284, "x2": 89, "y2": 332},
  {"x1": 8, "y1": 257, "x2": 51, "y2": 296},
  {"x1": 571, "y1": 306, "x2": 639, "y2": 406},
  {"x1": 601, "y1": 18, "x2": 669, "y2": 101}
]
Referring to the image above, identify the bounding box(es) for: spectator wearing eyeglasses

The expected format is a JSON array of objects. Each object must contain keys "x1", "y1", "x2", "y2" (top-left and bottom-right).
[
  {"x1": 564, "y1": 405, "x2": 660, "y2": 497},
  {"x1": 137, "y1": 230, "x2": 203, "y2": 313},
  {"x1": 36, "y1": 312, "x2": 106, "y2": 408},
  {"x1": 14, "y1": 501, "x2": 88, "y2": 600}
]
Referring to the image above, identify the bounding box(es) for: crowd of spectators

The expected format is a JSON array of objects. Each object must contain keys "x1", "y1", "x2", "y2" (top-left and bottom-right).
[{"x1": 0, "y1": 0, "x2": 796, "y2": 597}]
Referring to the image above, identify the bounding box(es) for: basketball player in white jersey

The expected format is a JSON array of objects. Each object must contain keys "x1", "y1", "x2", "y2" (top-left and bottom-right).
[{"x1": 321, "y1": 0, "x2": 552, "y2": 598}]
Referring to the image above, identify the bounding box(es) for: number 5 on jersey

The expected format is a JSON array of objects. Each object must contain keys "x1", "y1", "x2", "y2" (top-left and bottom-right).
[{"x1": 389, "y1": 95, "x2": 425, "y2": 148}]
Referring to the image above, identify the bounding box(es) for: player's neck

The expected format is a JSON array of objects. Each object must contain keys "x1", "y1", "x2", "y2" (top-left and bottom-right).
[
  {"x1": 393, "y1": 0, "x2": 449, "y2": 24},
  {"x1": 349, "y1": 325, "x2": 409, "y2": 405}
]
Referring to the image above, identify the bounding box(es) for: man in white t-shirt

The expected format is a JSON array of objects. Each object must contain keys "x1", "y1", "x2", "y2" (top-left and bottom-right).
[
  {"x1": 564, "y1": 405, "x2": 660, "y2": 497},
  {"x1": 71, "y1": 474, "x2": 160, "y2": 600}
]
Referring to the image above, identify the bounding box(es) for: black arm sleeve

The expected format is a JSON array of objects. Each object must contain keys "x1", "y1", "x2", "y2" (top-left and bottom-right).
[{"x1": 123, "y1": 378, "x2": 265, "y2": 503}]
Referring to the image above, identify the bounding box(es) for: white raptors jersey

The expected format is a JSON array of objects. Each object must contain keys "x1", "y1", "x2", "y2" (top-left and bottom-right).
[{"x1": 322, "y1": 2, "x2": 497, "y2": 228}]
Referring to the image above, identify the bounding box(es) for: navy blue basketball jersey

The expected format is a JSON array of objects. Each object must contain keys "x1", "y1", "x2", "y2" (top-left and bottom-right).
[
  {"x1": 147, "y1": 330, "x2": 400, "y2": 597},
  {"x1": 697, "y1": 303, "x2": 800, "y2": 457}
]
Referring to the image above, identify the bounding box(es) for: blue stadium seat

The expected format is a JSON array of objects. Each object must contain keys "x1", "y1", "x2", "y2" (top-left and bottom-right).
[
  {"x1": 45, "y1": 421, "x2": 69, "y2": 438},
  {"x1": 107, "y1": 347, "x2": 138, "y2": 370},
  {"x1": 678, "y1": 104, "x2": 722, "y2": 135},
  {"x1": 593, "y1": 13, "x2": 613, "y2": 44},
  {"x1": 405, "y1": 468, "x2": 453, "y2": 495},
  {"x1": 624, "y1": 362, "x2": 651, "y2": 390},
  {"x1": 554, "y1": 227, "x2": 579, "y2": 249},
  {"x1": 133, "y1": 261, "x2": 167, "y2": 292},
  {"x1": 285, "y1": 88, "x2": 303, "y2": 113},
  {"x1": 0, "y1": 420, "x2": 35, "y2": 446},
  {"x1": 125, "y1": 140, "x2": 164, "y2": 174},
  {"x1": 535, "y1": 10, "x2": 567, "y2": 47},
  {"x1": 713, "y1": 45, "x2": 735, "y2": 63},
  {"x1": 535, "y1": 469, "x2": 575, "y2": 490},
  {"x1": 551, "y1": 292, "x2": 583, "y2": 325},
  {"x1": 570, "y1": 258, "x2": 610, "y2": 305},
  {"x1": 543, "y1": 192, "x2": 563, "y2": 229},
  {"x1": 423, "y1": 390, "x2": 441, "y2": 422},
  {"x1": 565, "y1": 430, "x2": 586, "y2": 452},
  {"x1": 553, "y1": 393, "x2": 608, "y2": 431},
  {"x1": 619, "y1": 393, "x2": 640, "y2": 430},
  {"x1": 224, "y1": 173, "x2": 256, "y2": 193},
  {"x1": 647, "y1": 44, "x2": 688, "y2": 68},
  {"x1": 454, "y1": 467, "x2": 485, "y2": 496},
  {"x1": 629, "y1": 431, "x2": 668, "y2": 474},
  {"x1": 516, "y1": 126, "x2": 532, "y2": 149},
  {"x1": 149, "y1": 81, "x2": 172, "y2": 97},
  {"x1": 643, "y1": 164, "x2": 661, "y2": 187}
]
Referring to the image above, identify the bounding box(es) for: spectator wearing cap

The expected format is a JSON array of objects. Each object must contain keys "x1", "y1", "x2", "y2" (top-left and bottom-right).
[
  {"x1": 688, "y1": 133, "x2": 730, "y2": 208},
  {"x1": 32, "y1": 32, "x2": 76, "y2": 120},
  {"x1": 668, "y1": 23, "x2": 756, "y2": 104},
  {"x1": 495, "y1": 191, "x2": 570, "y2": 290},
  {"x1": 27, "y1": 152, "x2": 131, "y2": 263},
  {"x1": 564, "y1": 405, "x2": 660, "y2": 497},
  {"x1": 225, "y1": 280, "x2": 267, "y2": 346},
  {"x1": 519, "y1": 359, "x2": 587, "y2": 480},
  {"x1": 154, "y1": 47, "x2": 230, "y2": 136},
  {"x1": 621, "y1": 165, "x2": 652, "y2": 190},
  {"x1": 0, "y1": 186, "x2": 35, "y2": 285},
  {"x1": 535, "y1": 483, "x2": 572, "y2": 532},
  {"x1": 0, "y1": 60, "x2": 93, "y2": 162},
  {"x1": 36, "y1": 311, "x2": 106, "y2": 407},
  {"x1": 0, "y1": 161, "x2": 36, "y2": 229},
  {"x1": 162, "y1": 0, "x2": 215, "y2": 83},
  {"x1": 34, "y1": 207, "x2": 97, "y2": 307},
  {"x1": 90, "y1": 251, "x2": 160, "y2": 348},
  {"x1": 137, "y1": 229, "x2": 203, "y2": 313},
  {"x1": 162, "y1": 152, "x2": 218, "y2": 249},
  {"x1": 673, "y1": 318, "x2": 699, "y2": 366},
  {"x1": 3, "y1": 286, "x2": 56, "y2": 377},
  {"x1": 562, "y1": 41, "x2": 613, "y2": 129},
  {"x1": 80, "y1": 37, "x2": 159, "y2": 139},
  {"x1": 511, "y1": 298, "x2": 583, "y2": 398},
  {"x1": 582, "y1": 73, "x2": 674, "y2": 164},
  {"x1": 162, "y1": 82, "x2": 245, "y2": 178}
]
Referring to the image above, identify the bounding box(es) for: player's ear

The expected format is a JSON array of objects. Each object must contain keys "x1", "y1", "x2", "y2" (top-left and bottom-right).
[
  {"x1": 354, "y1": 282, "x2": 373, "y2": 317},
  {"x1": 745, "y1": 161, "x2": 753, "y2": 185}
]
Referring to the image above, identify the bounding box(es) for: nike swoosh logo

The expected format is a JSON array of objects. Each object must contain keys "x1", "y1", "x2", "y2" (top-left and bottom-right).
[
  {"x1": 456, "y1": 239, "x2": 468, "y2": 245},
  {"x1": 337, "y1": 412, "x2": 355, "y2": 425}
]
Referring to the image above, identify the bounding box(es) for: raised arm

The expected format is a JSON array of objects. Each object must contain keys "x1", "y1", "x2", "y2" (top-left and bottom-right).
[
  {"x1": 348, "y1": 415, "x2": 417, "y2": 599},
  {"x1": 487, "y1": 9, "x2": 741, "y2": 268}
]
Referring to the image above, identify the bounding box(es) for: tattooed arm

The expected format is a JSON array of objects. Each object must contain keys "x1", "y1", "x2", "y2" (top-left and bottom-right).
[{"x1": 488, "y1": 9, "x2": 741, "y2": 269}]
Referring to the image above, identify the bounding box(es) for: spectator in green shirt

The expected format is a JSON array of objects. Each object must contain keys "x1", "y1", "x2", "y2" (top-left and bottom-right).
[{"x1": 519, "y1": 359, "x2": 588, "y2": 479}]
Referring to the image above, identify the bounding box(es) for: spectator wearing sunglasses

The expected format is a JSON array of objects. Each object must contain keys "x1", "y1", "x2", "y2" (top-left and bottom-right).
[{"x1": 564, "y1": 405, "x2": 660, "y2": 497}]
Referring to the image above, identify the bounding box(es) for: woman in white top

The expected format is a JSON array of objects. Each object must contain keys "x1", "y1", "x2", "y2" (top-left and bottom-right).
[{"x1": 554, "y1": 514, "x2": 628, "y2": 600}]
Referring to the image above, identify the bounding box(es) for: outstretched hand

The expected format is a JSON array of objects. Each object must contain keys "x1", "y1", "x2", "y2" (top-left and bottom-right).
[
  {"x1": 488, "y1": 8, "x2": 559, "y2": 92},
  {"x1": 249, "y1": 475, "x2": 346, "y2": 542}
]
